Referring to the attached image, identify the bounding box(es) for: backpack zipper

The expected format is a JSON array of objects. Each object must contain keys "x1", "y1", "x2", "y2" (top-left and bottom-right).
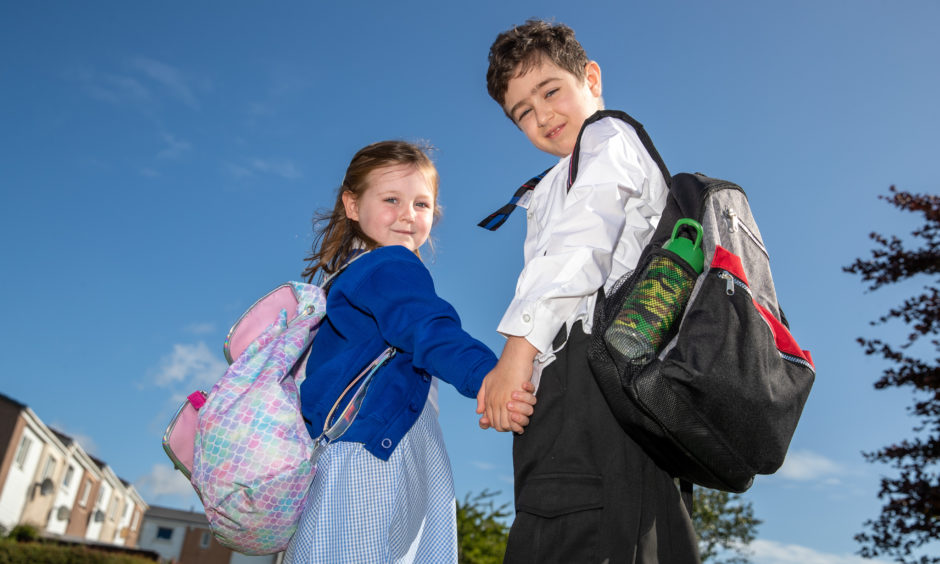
[
  {"x1": 724, "y1": 208, "x2": 769, "y2": 258},
  {"x1": 717, "y1": 270, "x2": 751, "y2": 297}
]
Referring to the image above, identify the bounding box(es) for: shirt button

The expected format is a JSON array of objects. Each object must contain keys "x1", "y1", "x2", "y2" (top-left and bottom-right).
[
  {"x1": 422, "y1": 374, "x2": 431, "y2": 383},
  {"x1": 381, "y1": 438, "x2": 392, "y2": 449},
  {"x1": 522, "y1": 314, "x2": 531, "y2": 323}
]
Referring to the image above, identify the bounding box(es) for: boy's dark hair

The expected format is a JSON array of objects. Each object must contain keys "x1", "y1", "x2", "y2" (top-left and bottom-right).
[{"x1": 486, "y1": 19, "x2": 589, "y2": 109}]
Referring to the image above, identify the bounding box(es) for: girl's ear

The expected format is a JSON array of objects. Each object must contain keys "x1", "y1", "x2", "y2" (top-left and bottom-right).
[{"x1": 341, "y1": 190, "x2": 359, "y2": 221}]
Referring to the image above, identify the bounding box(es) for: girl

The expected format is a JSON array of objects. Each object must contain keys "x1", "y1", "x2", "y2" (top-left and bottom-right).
[{"x1": 286, "y1": 140, "x2": 533, "y2": 563}]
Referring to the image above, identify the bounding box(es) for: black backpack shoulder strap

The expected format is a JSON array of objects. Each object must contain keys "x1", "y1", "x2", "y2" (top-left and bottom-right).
[{"x1": 567, "y1": 110, "x2": 672, "y2": 192}]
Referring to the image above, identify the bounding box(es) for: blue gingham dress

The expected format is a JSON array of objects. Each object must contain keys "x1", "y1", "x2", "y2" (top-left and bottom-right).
[{"x1": 284, "y1": 386, "x2": 457, "y2": 564}]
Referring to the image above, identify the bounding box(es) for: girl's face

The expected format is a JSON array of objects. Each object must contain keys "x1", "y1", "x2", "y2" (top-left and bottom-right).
[{"x1": 342, "y1": 164, "x2": 436, "y2": 252}]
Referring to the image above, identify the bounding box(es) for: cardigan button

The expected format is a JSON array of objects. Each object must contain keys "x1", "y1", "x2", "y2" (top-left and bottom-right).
[
  {"x1": 381, "y1": 438, "x2": 392, "y2": 449},
  {"x1": 409, "y1": 402, "x2": 420, "y2": 412}
]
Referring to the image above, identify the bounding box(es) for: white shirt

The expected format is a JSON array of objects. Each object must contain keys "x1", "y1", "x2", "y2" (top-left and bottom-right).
[{"x1": 497, "y1": 116, "x2": 668, "y2": 382}]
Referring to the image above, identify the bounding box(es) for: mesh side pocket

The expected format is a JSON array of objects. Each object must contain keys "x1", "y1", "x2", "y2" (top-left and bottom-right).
[{"x1": 603, "y1": 250, "x2": 698, "y2": 381}]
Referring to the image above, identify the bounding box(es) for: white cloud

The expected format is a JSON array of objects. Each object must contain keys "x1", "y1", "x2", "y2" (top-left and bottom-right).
[
  {"x1": 156, "y1": 132, "x2": 192, "y2": 160},
  {"x1": 135, "y1": 464, "x2": 197, "y2": 501},
  {"x1": 130, "y1": 57, "x2": 199, "y2": 108},
  {"x1": 777, "y1": 450, "x2": 842, "y2": 481},
  {"x1": 249, "y1": 158, "x2": 302, "y2": 180},
  {"x1": 472, "y1": 461, "x2": 496, "y2": 471},
  {"x1": 751, "y1": 539, "x2": 890, "y2": 564},
  {"x1": 223, "y1": 158, "x2": 303, "y2": 181},
  {"x1": 184, "y1": 322, "x2": 217, "y2": 335},
  {"x1": 70, "y1": 67, "x2": 152, "y2": 106},
  {"x1": 152, "y1": 342, "x2": 226, "y2": 392},
  {"x1": 49, "y1": 423, "x2": 100, "y2": 457}
]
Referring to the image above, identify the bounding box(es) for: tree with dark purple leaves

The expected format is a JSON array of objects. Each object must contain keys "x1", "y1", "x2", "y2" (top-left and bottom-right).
[{"x1": 844, "y1": 187, "x2": 939, "y2": 564}]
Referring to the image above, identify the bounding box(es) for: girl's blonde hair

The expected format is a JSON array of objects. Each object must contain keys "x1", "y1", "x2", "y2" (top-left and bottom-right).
[{"x1": 302, "y1": 140, "x2": 441, "y2": 282}]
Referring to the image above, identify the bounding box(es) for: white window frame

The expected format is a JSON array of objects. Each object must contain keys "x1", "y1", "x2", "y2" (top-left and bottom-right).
[
  {"x1": 79, "y1": 479, "x2": 92, "y2": 507},
  {"x1": 41, "y1": 454, "x2": 56, "y2": 481},
  {"x1": 63, "y1": 465, "x2": 75, "y2": 489},
  {"x1": 13, "y1": 435, "x2": 33, "y2": 470},
  {"x1": 200, "y1": 530, "x2": 211, "y2": 548},
  {"x1": 156, "y1": 526, "x2": 173, "y2": 541}
]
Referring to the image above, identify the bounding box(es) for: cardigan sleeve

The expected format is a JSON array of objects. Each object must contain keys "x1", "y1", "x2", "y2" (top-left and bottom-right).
[{"x1": 347, "y1": 246, "x2": 496, "y2": 398}]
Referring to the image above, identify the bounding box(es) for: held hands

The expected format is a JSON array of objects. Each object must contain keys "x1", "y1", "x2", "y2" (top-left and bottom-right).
[{"x1": 475, "y1": 336, "x2": 539, "y2": 434}]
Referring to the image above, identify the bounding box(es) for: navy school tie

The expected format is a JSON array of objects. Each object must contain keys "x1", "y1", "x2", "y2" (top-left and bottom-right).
[{"x1": 477, "y1": 168, "x2": 552, "y2": 231}]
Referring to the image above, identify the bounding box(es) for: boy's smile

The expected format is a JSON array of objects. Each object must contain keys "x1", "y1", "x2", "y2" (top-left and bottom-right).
[{"x1": 503, "y1": 59, "x2": 603, "y2": 158}]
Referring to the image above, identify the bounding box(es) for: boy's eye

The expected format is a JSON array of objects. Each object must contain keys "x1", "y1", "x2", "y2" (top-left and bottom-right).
[
  {"x1": 515, "y1": 108, "x2": 531, "y2": 122},
  {"x1": 545, "y1": 88, "x2": 559, "y2": 99}
]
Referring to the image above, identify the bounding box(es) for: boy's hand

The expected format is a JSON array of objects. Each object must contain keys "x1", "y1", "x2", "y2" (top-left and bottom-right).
[
  {"x1": 475, "y1": 336, "x2": 539, "y2": 433},
  {"x1": 478, "y1": 383, "x2": 537, "y2": 430}
]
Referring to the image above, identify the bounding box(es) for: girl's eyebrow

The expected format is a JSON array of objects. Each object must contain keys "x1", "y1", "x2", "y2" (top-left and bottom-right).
[{"x1": 508, "y1": 77, "x2": 560, "y2": 118}]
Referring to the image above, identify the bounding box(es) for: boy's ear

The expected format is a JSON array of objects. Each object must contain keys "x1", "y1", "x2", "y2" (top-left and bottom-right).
[
  {"x1": 584, "y1": 61, "x2": 602, "y2": 98},
  {"x1": 342, "y1": 191, "x2": 359, "y2": 221}
]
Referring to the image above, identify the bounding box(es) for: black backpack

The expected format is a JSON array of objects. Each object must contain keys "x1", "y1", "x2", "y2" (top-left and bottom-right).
[
  {"x1": 479, "y1": 110, "x2": 816, "y2": 494},
  {"x1": 578, "y1": 110, "x2": 815, "y2": 493}
]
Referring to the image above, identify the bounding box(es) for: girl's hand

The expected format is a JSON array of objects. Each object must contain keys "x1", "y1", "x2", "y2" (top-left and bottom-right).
[{"x1": 479, "y1": 383, "x2": 536, "y2": 430}]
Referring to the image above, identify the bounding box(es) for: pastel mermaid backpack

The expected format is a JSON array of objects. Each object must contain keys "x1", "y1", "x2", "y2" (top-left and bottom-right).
[{"x1": 162, "y1": 263, "x2": 393, "y2": 554}]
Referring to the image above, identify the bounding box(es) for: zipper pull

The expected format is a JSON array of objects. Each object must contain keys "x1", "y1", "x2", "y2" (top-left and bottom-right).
[
  {"x1": 718, "y1": 271, "x2": 735, "y2": 295},
  {"x1": 725, "y1": 208, "x2": 739, "y2": 233}
]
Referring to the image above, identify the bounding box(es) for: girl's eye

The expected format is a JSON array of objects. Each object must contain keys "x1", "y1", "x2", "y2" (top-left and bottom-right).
[
  {"x1": 545, "y1": 88, "x2": 559, "y2": 99},
  {"x1": 384, "y1": 197, "x2": 398, "y2": 204},
  {"x1": 416, "y1": 201, "x2": 431, "y2": 209}
]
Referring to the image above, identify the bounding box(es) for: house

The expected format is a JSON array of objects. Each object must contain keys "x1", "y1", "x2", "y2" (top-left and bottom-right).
[
  {"x1": 139, "y1": 505, "x2": 281, "y2": 564},
  {"x1": 0, "y1": 392, "x2": 147, "y2": 547}
]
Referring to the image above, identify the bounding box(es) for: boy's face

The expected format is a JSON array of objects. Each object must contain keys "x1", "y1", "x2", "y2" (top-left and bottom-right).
[{"x1": 503, "y1": 58, "x2": 603, "y2": 158}]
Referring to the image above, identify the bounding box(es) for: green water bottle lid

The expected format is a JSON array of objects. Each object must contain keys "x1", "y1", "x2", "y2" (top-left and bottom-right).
[{"x1": 663, "y1": 218, "x2": 705, "y2": 274}]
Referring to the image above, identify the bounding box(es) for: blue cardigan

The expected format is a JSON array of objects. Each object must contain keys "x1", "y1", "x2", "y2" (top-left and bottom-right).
[{"x1": 299, "y1": 245, "x2": 497, "y2": 460}]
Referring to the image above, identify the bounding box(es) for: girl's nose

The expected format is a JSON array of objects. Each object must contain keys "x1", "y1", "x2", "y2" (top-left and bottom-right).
[{"x1": 400, "y1": 206, "x2": 416, "y2": 222}]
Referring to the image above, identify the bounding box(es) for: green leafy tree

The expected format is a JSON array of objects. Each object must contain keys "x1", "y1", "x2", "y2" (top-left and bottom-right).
[
  {"x1": 844, "y1": 187, "x2": 939, "y2": 564},
  {"x1": 692, "y1": 487, "x2": 761, "y2": 563},
  {"x1": 456, "y1": 490, "x2": 510, "y2": 564}
]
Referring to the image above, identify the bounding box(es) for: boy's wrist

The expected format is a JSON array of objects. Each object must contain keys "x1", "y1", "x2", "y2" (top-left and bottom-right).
[{"x1": 500, "y1": 336, "x2": 538, "y2": 371}]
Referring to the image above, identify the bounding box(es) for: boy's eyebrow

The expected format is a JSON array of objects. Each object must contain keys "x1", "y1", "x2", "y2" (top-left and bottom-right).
[{"x1": 508, "y1": 77, "x2": 560, "y2": 119}]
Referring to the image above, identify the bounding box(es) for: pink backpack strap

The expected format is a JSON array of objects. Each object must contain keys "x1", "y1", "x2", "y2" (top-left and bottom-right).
[{"x1": 188, "y1": 391, "x2": 207, "y2": 410}]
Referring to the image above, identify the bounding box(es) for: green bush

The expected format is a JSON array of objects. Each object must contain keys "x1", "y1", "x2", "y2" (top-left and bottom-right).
[
  {"x1": 6, "y1": 525, "x2": 38, "y2": 543},
  {"x1": 0, "y1": 542, "x2": 157, "y2": 564}
]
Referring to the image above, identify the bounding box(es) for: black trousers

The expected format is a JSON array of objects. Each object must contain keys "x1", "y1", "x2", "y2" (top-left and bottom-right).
[{"x1": 504, "y1": 322, "x2": 700, "y2": 564}]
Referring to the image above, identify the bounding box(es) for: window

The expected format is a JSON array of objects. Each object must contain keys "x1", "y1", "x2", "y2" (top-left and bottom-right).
[
  {"x1": 109, "y1": 498, "x2": 120, "y2": 520},
  {"x1": 13, "y1": 435, "x2": 32, "y2": 470},
  {"x1": 79, "y1": 479, "x2": 92, "y2": 507},
  {"x1": 95, "y1": 487, "x2": 105, "y2": 506},
  {"x1": 63, "y1": 465, "x2": 75, "y2": 488},
  {"x1": 200, "y1": 531, "x2": 211, "y2": 549},
  {"x1": 156, "y1": 527, "x2": 173, "y2": 540},
  {"x1": 130, "y1": 510, "x2": 139, "y2": 531},
  {"x1": 41, "y1": 456, "x2": 57, "y2": 482}
]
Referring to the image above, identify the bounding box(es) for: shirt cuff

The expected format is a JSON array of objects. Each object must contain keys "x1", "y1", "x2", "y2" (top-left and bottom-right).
[{"x1": 496, "y1": 299, "x2": 566, "y2": 354}]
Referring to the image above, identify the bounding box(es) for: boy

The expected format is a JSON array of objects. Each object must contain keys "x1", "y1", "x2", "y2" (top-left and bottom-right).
[{"x1": 476, "y1": 19, "x2": 701, "y2": 563}]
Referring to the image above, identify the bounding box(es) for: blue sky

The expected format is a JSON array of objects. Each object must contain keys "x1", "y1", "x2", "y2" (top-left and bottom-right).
[{"x1": 1, "y1": 1, "x2": 937, "y2": 562}]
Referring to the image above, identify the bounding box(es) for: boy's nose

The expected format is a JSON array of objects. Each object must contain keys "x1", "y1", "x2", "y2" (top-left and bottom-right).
[{"x1": 535, "y1": 105, "x2": 553, "y2": 126}]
